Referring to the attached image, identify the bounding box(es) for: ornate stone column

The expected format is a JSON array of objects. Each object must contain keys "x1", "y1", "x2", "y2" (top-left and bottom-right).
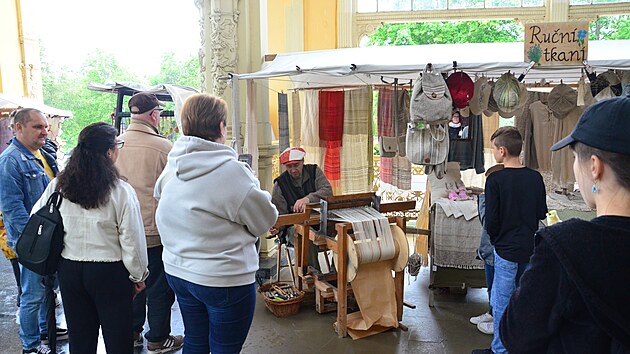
[
  {"x1": 199, "y1": 0, "x2": 277, "y2": 257},
  {"x1": 197, "y1": 0, "x2": 240, "y2": 97}
]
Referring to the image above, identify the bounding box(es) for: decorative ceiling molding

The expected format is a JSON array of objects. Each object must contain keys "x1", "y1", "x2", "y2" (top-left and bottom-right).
[{"x1": 569, "y1": 3, "x2": 630, "y2": 20}]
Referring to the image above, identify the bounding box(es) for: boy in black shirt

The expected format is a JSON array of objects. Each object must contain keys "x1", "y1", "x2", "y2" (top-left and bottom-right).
[{"x1": 476, "y1": 126, "x2": 547, "y2": 354}]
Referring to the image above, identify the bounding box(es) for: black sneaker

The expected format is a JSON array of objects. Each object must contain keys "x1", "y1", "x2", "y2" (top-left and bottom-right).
[
  {"x1": 40, "y1": 328, "x2": 69, "y2": 344},
  {"x1": 471, "y1": 349, "x2": 493, "y2": 354},
  {"x1": 22, "y1": 344, "x2": 52, "y2": 354}
]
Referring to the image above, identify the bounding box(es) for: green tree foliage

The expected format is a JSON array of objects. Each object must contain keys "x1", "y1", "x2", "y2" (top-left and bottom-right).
[
  {"x1": 367, "y1": 20, "x2": 524, "y2": 46},
  {"x1": 589, "y1": 15, "x2": 630, "y2": 40},
  {"x1": 147, "y1": 52, "x2": 201, "y2": 89},
  {"x1": 42, "y1": 49, "x2": 200, "y2": 153},
  {"x1": 42, "y1": 49, "x2": 137, "y2": 151}
]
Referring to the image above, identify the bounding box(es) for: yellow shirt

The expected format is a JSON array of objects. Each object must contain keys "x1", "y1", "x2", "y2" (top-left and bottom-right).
[{"x1": 33, "y1": 149, "x2": 55, "y2": 179}]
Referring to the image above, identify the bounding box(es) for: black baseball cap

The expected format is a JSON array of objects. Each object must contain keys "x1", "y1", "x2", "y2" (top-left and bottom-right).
[
  {"x1": 551, "y1": 95, "x2": 630, "y2": 155},
  {"x1": 128, "y1": 92, "x2": 165, "y2": 114}
]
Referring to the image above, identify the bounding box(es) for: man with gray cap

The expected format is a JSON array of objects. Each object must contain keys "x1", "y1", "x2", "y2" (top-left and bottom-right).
[{"x1": 115, "y1": 92, "x2": 183, "y2": 353}]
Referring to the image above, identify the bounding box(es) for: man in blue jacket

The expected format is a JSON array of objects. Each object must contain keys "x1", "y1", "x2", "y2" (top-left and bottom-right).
[{"x1": 0, "y1": 108, "x2": 65, "y2": 354}]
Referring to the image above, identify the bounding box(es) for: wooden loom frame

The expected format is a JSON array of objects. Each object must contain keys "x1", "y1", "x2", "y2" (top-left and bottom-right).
[{"x1": 286, "y1": 193, "x2": 415, "y2": 337}]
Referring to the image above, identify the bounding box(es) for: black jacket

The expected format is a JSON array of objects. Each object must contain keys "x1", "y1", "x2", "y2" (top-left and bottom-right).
[{"x1": 500, "y1": 216, "x2": 630, "y2": 353}]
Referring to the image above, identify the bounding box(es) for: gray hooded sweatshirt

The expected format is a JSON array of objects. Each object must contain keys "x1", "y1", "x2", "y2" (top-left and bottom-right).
[{"x1": 154, "y1": 136, "x2": 278, "y2": 287}]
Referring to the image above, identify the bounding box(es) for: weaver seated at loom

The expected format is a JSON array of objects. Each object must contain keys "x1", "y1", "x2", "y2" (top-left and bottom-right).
[
  {"x1": 293, "y1": 193, "x2": 415, "y2": 339},
  {"x1": 270, "y1": 147, "x2": 333, "y2": 273}
]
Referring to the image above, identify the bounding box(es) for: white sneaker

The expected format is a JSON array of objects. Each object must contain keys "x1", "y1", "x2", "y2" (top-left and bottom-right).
[
  {"x1": 477, "y1": 321, "x2": 494, "y2": 335},
  {"x1": 469, "y1": 312, "x2": 493, "y2": 325}
]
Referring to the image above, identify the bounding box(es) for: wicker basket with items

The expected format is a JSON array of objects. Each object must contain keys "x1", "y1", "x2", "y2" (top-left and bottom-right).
[{"x1": 258, "y1": 282, "x2": 304, "y2": 318}]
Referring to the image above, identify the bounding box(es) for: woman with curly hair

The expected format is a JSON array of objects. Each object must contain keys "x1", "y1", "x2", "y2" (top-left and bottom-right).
[{"x1": 32, "y1": 122, "x2": 148, "y2": 353}]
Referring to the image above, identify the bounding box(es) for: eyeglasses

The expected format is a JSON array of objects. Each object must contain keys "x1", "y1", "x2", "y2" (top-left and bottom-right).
[
  {"x1": 115, "y1": 140, "x2": 125, "y2": 149},
  {"x1": 151, "y1": 108, "x2": 164, "y2": 116}
]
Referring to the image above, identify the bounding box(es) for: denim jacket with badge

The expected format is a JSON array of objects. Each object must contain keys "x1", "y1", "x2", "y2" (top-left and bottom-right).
[{"x1": 0, "y1": 137, "x2": 58, "y2": 246}]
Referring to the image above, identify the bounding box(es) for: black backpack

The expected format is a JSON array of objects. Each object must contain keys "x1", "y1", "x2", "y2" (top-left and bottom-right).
[{"x1": 16, "y1": 192, "x2": 65, "y2": 275}]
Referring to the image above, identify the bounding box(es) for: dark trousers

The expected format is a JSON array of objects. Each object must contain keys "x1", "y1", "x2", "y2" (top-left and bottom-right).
[
  {"x1": 11, "y1": 258, "x2": 21, "y2": 307},
  {"x1": 133, "y1": 246, "x2": 175, "y2": 343},
  {"x1": 58, "y1": 259, "x2": 133, "y2": 354}
]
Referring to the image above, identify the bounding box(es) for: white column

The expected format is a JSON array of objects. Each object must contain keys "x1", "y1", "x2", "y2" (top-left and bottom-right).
[
  {"x1": 547, "y1": 0, "x2": 569, "y2": 22},
  {"x1": 338, "y1": 0, "x2": 354, "y2": 48}
]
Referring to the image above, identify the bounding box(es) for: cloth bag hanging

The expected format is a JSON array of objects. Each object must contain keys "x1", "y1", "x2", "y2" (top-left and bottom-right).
[
  {"x1": 410, "y1": 64, "x2": 453, "y2": 125},
  {"x1": 406, "y1": 123, "x2": 449, "y2": 179}
]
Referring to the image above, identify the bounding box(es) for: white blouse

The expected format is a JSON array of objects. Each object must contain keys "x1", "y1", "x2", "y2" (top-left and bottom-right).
[{"x1": 32, "y1": 178, "x2": 148, "y2": 282}]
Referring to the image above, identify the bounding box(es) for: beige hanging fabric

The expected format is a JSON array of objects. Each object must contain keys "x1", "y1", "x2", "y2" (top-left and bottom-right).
[
  {"x1": 577, "y1": 73, "x2": 594, "y2": 107},
  {"x1": 290, "y1": 91, "x2": 302, "y2": 147},
  {"x1": 341, "y1": 87, "x2": 373, "y2": 194},
  {"x1": 552, "y1": 106, "x2": 582, "y2": 189},
  {"x1": 300, "y1": 90, "x2": 324, "y2": 167}
]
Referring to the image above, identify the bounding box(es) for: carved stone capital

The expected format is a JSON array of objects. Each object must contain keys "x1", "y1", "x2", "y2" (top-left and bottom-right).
[
  {"x1": 206, "y1": 5, "x2": 240, "y2": 97},
  {"x1": 195, "y1": 0, "x2": 206, "y2": 92}
]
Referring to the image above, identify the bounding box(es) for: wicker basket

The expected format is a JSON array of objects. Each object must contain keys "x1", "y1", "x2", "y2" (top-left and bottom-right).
[{"x1": 258, "y1": 282, "x2": 304, "y2": 318}]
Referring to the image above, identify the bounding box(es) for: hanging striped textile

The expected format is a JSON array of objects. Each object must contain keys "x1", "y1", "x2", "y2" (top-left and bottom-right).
[
  {"x1": 278, "y1": 92, "x2": 289, "y2": 152},
  {"x1": 392, "y1": 156, "x2": 411, "y2": 190},
  {"x1": 318, "y1": 90, "x2": 344, "y2": 148},
  {"x1": 300, "y1": 91, "x2": 323, "y2": 166},
  {"x1": 378, "y1": 88, "x2": 394, "y2": 137},
  {"x1": 341, "y1": 87, "x2": 373, "y2": 194},
  {"x1": 380, "y1": 157, "x2": 393, "y2": 185},
  {"x1": 290, "y1": 91, "x2": 301, "y2": 147},
  {"x1": 319, "y1": 90, "x2": 344, "y2": 193}
]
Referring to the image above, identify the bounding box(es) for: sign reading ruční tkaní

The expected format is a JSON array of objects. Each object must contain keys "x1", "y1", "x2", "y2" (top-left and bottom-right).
[{"x1": 524, "y1": 21, "x2": 589, "y2": 66}]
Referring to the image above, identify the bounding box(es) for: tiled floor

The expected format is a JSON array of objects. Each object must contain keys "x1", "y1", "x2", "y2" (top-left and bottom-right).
[{"x1": 0, "y1": 251, "x2": 492, "y2": 354}]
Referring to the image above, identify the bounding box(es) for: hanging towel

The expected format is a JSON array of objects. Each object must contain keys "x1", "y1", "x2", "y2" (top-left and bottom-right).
[
  {"x1": 341, "y1": 87, "x2": 373, "y2": 194},
  {"x1": 380, "y1": 157, "x2": 393, "y2": 185},
  {"x1": 378, "y1": 88, "x2": 394, "y2": 137},
  {"x1": 301, "y1": 90, "x2": 320, "y2": 148},
  {"x1": 290, "y1": 91, "x2": 302, "y2": 147},
  {"x1": 319, "y1": 90, "x2": 344, "y2": 148},
  {"x1": 301, "y1": 90, "x2": 323, "y2": 166},
  {"x1": 319, "y1": 90, "x2": 344, "y2": 194},
  {"x1": 278, "y1": 92, "x2": 289, "y2": 152}
]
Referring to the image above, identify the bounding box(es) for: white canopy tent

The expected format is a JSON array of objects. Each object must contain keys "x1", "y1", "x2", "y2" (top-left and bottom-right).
[
  {"x1": 230, "y1": 40, "x2": 630, "y2": 154},
  {"x1": 0, "y1": 93, "x2": 72, "y2": 117},
  {"x1": 236, "y1": 40, "x2": 630, "y2": 88}
]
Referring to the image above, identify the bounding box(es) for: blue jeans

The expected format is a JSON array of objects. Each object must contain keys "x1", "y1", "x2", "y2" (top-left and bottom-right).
[
  {"x1": 490, "y1": 250, "x2": 528, "y2": 354},
  {"x1": 166, "y1": 274, "x2": 256, "y2": 354},
  {"x1": 19, "y1": 265, "x2": 51, "y2": 350},
  {"x1": 484, "y1": 261, "x2": 494, "y2": 315},
  {"x1": 133, "y1": 246, "x2": 175, "y2": 342}
]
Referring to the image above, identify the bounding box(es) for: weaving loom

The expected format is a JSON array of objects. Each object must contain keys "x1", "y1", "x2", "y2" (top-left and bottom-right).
[{"x1": 289, "y1": 193, "x2": 415, "y2": 338}]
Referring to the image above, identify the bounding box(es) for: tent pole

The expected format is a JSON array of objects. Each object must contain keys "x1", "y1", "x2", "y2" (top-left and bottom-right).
[{"x1": 231, "y1": 74, "x2": 241, "y2": 154}]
